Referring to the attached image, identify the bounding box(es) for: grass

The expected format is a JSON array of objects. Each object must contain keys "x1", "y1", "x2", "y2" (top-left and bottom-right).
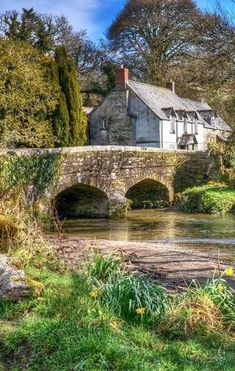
[
  {"x1": 101, "y1": 275, "x2": 167, "y2": 323},
  {"x1": 181, "y1": 184, "x2": 235, "y2": 214},
  {"x1": 0, "y1": 255, "x2": 234, "y2": 371},
  {"x1": 0, "y1": 197, "x2": 234, "y2": 370},
  {"x1": 159, "y1": 291, "x2": 224, "y2": 339},
  {"x1": 85, "y1": 251, "x2": 122, "y2": 283}
]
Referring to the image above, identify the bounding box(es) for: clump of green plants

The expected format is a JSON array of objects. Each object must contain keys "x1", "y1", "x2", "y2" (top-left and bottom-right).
[
  {"x1": 203, "y1": 269, "x2": 235, "y2": 327},
  {"x1": 0, "y1": 149, "x2": 65, "y2": 271},
  {"x1": 84, "y1": 252, "x2": 168, "y2": 324},
  {"x1": 86, "y1": 251, "x2": 122, "y2": 283},
  {"x1": 181, "y1": 184, "x2": 235, "y2": 214},
  {"x1": 101, "y1": 275, "x2": 168, "y2": 324}
]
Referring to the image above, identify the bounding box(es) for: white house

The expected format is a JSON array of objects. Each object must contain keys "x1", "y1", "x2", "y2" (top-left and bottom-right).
[{"x1": 88, "y1": 65, "x2": 232, "y2": 150}]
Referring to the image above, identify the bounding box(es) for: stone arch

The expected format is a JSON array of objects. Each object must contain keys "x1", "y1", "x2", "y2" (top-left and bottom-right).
[
  {"x1": 54, "y1": 183, "x2": 109, "y2": 218},
  {"x1": 125, "y1": 178, "x2": 170, "y2": 209}
]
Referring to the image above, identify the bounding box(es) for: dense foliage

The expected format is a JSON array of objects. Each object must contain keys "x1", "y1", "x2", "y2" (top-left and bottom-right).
[
  {"x1": 0, "y1": 39, "x2": 57, "y2": 148},
  {"x1": 0, "y1": 152, "x2": 62, "y2": 254},
  {"x1": 181, "y1": 184, "x2": 235, "y2": 214},
  {"x1": 0, "y1": 37, "x2": 87, "y2": 148},
  {"x1": 0, "y1": 7, "x2": 104, "y2": 106},
  {"x1": 50, "y1": 46, "x2": 87, "y2": 147}
]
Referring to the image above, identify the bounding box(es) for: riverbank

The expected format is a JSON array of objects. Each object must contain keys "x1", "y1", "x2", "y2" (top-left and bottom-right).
[{"x1": 47, "y1": 236, "x2": 235, "y2": 291}]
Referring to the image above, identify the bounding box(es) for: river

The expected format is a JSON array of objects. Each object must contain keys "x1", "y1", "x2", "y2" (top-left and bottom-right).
[{"x1": 62, "y1": 210, "x2": 235, "y2": 263}]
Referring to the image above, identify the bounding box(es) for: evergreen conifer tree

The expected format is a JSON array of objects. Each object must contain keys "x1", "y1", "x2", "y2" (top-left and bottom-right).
[
  {"x1": 49, "y1": 61, "x2": 70, "y2": 147},
  {"x1": 53, "y1": 46, "x2": 87, "y2": 146}
]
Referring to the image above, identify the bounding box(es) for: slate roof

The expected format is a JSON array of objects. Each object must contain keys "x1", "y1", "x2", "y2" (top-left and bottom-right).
[{"x1": 126, "y1": 80, "x2": 232, "y2": 132}]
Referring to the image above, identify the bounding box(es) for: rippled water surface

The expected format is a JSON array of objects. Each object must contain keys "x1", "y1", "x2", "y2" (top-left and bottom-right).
[{"x1": 63, "y1": 210, "x2": 235, "y2": 262}]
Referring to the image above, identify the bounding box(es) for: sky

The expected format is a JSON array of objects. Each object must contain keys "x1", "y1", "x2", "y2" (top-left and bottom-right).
[{"x1": 0, "y1": 0, "x2": 234, "y2": 43}]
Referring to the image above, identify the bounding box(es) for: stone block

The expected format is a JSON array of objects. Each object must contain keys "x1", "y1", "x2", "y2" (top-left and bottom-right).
[{"x1": 0, "y1": 255, "x2": 31, "y2": 301}]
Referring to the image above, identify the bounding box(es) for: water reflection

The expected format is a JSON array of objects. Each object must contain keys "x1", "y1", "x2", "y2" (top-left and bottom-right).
[{"x1": 63, "y1": 210, "x2": 235, "y2": 262}]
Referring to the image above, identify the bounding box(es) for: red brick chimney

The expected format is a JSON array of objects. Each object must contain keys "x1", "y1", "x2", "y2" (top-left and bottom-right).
[
  {"x1": 115, "y1": 65, "x2": 129, "y2": 90},
  {"x1": 166, "y1": 79, "x2": 175, "y2": 94}
]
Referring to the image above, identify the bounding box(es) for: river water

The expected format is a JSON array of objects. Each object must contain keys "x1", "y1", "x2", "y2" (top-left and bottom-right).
[{"x1": 63, "y1": 210, "x2": 235, "y2": 263}]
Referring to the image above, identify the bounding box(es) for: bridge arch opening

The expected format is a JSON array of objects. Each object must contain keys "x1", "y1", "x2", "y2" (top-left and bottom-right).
[
  {"x1": 54, "y1": 184, "x2": 109, "y2": 218},
  {"x1": 125, "y1": 179, "x2": 169, "y2": 209}
]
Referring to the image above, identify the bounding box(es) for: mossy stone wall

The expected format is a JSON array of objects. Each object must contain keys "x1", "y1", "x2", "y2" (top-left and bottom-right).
[{"x1": 0, "y1": 146, "x2": 218, "y2": 217}]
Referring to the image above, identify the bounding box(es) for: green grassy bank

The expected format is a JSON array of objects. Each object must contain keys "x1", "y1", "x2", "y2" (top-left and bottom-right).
[
  {"x1": 181, "y1": 184, "x2": 235, "y2": 214},
  {"x1": 0, "y1": 252, "x2": 234, "y2": 371}
]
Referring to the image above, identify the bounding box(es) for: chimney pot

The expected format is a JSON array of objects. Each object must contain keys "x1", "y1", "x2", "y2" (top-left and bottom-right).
[
  {"x1": 115, "y1": 65, "x2": 129, "y2": 90},
  {"x1": 166, "y1": 79, "x2": 175, "y2": 94}
]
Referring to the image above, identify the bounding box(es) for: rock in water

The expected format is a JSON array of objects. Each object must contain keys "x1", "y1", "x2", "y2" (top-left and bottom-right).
[{"x1": 0, "y1": 255, "x2": 30, "y2": 301}]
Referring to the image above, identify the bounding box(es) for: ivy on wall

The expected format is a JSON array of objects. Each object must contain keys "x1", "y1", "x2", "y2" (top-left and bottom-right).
[{"x1": 0, "y1": 153, "x2": 62, "y2": 196}]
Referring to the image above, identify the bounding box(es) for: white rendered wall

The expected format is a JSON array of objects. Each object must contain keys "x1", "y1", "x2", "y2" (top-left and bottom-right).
[
  {"x1": 161, "y1": 120, "x2": 205, "y2": 150},
  {"x1": 162, "y1": 120, "x2": 177, "y2": 149},
  {"x1": 196, "y1": 123, "x2": 205, "y2": 150}
]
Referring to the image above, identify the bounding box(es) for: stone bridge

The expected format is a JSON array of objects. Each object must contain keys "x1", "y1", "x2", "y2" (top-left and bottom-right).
[{"x1": 1, "y1": 146, "x2": 215, "y2": 217}]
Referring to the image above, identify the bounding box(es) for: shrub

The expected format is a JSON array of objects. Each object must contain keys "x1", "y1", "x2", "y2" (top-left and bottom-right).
[
  {"x1": 101, "y1": 275, "x2": 167, "y2": 323},
  {"x1": 181, "y1": 185, "x2": 235, "y2": 214}
]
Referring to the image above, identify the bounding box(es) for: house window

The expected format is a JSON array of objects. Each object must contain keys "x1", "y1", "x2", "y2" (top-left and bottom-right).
[
  {"x1": 170, "y1": 115, "x2": 176, "y2": 133},
  {"x1": 100, "y1": 119, "x2": 108, "y2": 145},
  {"x1": 102, "y1": 119, "x2": 107, "y2": 130}
]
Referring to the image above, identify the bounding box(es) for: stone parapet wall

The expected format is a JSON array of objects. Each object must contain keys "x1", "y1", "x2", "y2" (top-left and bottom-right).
[
  {"x1": 0, "y1": 145, "x2": 209, "y2": 155},
  {"x1": 0, "y1": 146, "x2": 218, "y2": 217}
]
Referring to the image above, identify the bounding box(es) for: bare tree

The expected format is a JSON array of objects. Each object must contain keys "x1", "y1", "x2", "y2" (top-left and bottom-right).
[{"x1": 107, "y1": 0, "x2": 200, "y2": 84}]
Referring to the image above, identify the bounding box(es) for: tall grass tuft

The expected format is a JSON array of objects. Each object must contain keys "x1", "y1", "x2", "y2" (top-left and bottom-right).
[
  {"x1": 0, "y1": 194, "x2": 64, "y2": 272},
  {"x1": 204, "y1": 278, "x2": 235, "y2": 328},
  {"x1": 86, "y1": 251, "x2": 122, "y2": 283},
  {"x1": 158, "y1": 291, "x2": 224, "y2": 339},
  {"x1": 101, "y1": 275, "x2": 168, "y2": 323}
]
